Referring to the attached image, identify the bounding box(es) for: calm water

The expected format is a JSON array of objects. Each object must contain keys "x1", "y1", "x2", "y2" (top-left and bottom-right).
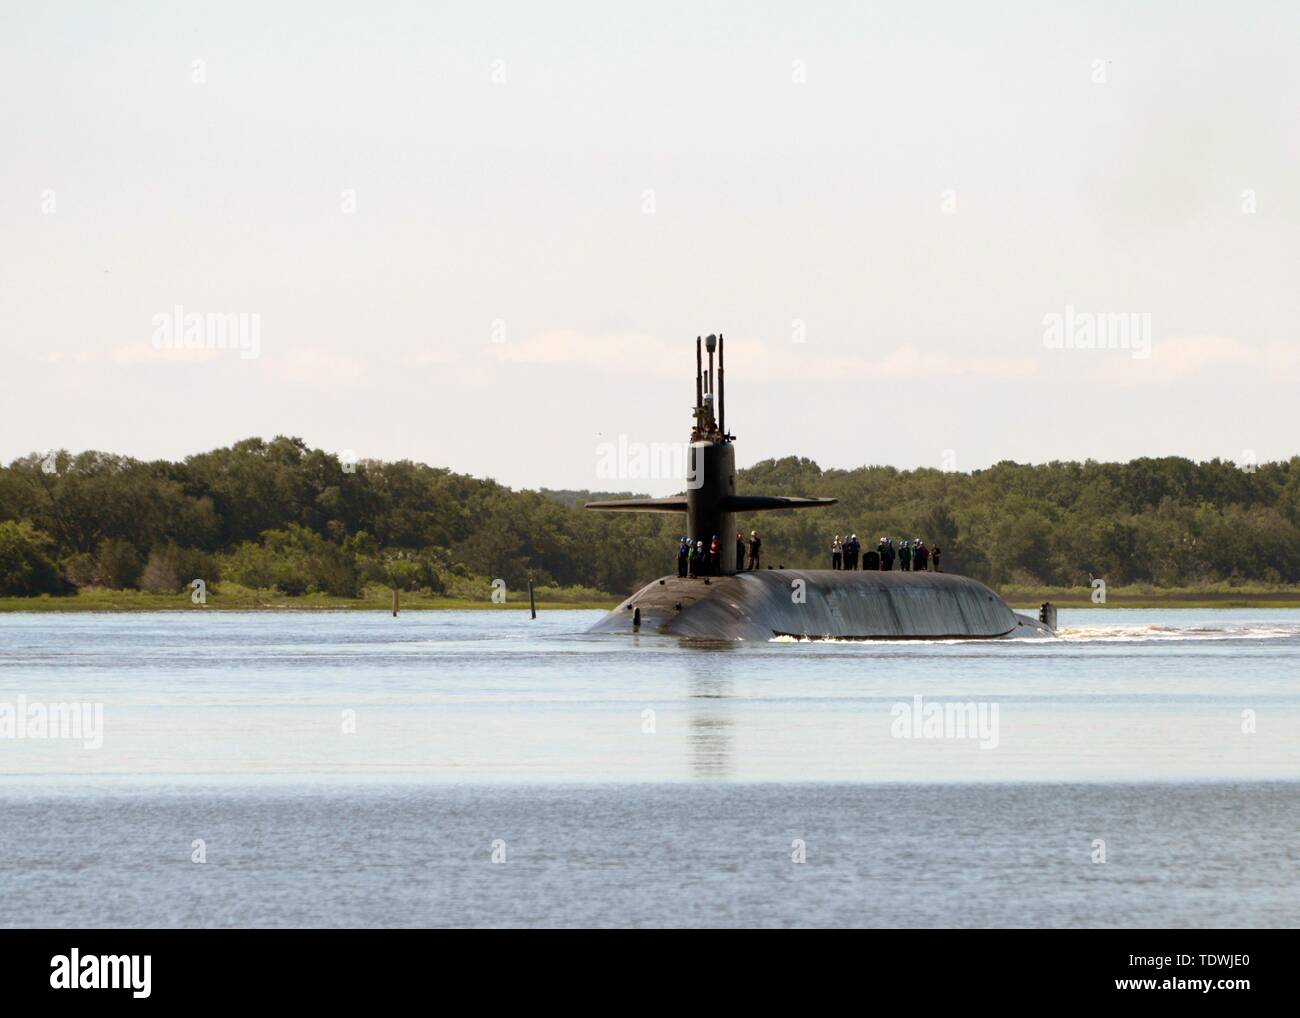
[{"x1": 0, "y1": 608, "x2": 1296, "y2": 927}]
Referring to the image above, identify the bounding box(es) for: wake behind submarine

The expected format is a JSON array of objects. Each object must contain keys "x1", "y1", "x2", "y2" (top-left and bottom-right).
[{"x1": 586, "y1": 334, "x2": 1056, "y2": 640}]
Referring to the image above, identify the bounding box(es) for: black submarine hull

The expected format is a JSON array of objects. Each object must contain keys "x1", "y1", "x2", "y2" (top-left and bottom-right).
[{"x1": 589, "y1": 570, "x2": 1054, "y2": 640}]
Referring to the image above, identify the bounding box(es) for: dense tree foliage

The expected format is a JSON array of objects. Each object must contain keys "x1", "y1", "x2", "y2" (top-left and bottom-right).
[
  {"x1": 1, "y1": 437, "x2": 1297, "y2": 596},
  {"x1": 0, "y1": 520, "x2": 68, "y2": 596}
]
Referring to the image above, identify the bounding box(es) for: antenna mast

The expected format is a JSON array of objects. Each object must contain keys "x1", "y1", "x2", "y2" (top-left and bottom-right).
[{"x1": 718, "y1": 332, "x2": 725, "y2": 439}]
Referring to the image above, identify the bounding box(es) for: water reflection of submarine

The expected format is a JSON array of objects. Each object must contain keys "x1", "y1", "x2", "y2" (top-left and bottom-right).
[{"x1": 587, "y1": 334, "x2": 1056, "y2": 641}]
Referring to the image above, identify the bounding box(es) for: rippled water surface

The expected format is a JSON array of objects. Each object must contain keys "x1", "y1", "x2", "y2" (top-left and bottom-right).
[{"x1": 0, "y1": 608, "x2": 1295, "y2": 926}]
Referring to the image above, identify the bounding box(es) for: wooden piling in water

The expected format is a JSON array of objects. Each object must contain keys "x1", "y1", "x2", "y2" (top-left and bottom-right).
[{"x1": 528, "y1": 579, "x2": 536, "y2": 619}]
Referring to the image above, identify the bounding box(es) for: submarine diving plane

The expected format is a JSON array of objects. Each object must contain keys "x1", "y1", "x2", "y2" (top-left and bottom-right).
[{"x1": 585, "y1": 334, "x2": 1056, "y2": 640}]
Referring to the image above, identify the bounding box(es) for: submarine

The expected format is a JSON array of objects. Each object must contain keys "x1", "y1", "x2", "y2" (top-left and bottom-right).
[{"x1": 586, "y1": 334, "x2": 1056, "y2": 640}]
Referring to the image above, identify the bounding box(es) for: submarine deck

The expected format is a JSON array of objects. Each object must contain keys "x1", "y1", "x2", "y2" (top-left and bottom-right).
[{"x1": 590, "y1": 569, "x2": 1052, "y2": 640}]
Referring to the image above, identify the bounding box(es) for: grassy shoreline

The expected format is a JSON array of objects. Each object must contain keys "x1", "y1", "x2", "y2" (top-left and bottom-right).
[
  {"x1": 999, "y1": 584, "x2": 1300, "y2": 610},
  {"x1": 0, "y1": 585, "x2": 615, "y2": 613},
  {"x1": 3, "y1": 582, "x2": 1300, "y2": 613}
]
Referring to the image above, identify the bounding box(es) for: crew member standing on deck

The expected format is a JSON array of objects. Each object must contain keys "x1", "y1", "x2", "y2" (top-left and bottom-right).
[
  {"x1": 914, "y1": 539, "x2": 929, "y2": 572},
  {"x1": 831, "y1": 535, "x2": 843, "y2": 570},
  {"x1": 931, "y1": 545, "x2": 942, "y2": 572},
  {"x1": 736, "y1": 532, "x2": 746, "y2": 572},
  {"x1": 899, "y1": 539, "x2": 912, "y2": 571},
  {"x1": 747, "y1": 531, "x2": 762, "y2": 570},
  {"x1": 677, "y1": 537, "x2": 689, "y2": 578},
  {"x1": 709, "y1": 534, "x2": 721, "y2": 575}
]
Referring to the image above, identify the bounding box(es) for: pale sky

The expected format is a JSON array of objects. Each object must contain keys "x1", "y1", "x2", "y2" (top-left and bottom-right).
[{"x1": 3, "y1": 2, "x2": 1298, "y2": 495}]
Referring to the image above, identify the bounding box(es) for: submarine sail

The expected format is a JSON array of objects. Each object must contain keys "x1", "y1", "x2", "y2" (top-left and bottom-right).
[{"x1": 586, "y1": 333, "x2": 836, "y2": 574}]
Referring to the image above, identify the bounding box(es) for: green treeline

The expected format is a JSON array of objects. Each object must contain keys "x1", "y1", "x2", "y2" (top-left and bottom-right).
[
  {"x1": 1, "y1": 436, "x2": 1298, "y2": 598},
  {"x1": 740, "y1": 455, "x2": 1300, "y2": 586}
]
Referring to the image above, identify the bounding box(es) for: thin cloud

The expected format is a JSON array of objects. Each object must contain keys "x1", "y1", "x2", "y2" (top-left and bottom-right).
[
  {"x1": 492, "y1": 330, "x2": 681, "y2": 375},
  {"x1": 873, "y1": 344, "x2": 1037, "y2": 379},
  {"x1": 1095, "y1": 336, "x2": 1300, "y2": 386},
  {"x1": 492, "y1": 332, "x2": 1037, "y2": 381}
]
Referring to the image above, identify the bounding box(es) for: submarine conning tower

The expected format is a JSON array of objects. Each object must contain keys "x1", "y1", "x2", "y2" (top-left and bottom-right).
[
  {"x1": 689, "y1": 333, "x2": 737, "y2": 572},
  {"x1": 584, "y1": 333, "x2": 837, "y2": 574}
]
